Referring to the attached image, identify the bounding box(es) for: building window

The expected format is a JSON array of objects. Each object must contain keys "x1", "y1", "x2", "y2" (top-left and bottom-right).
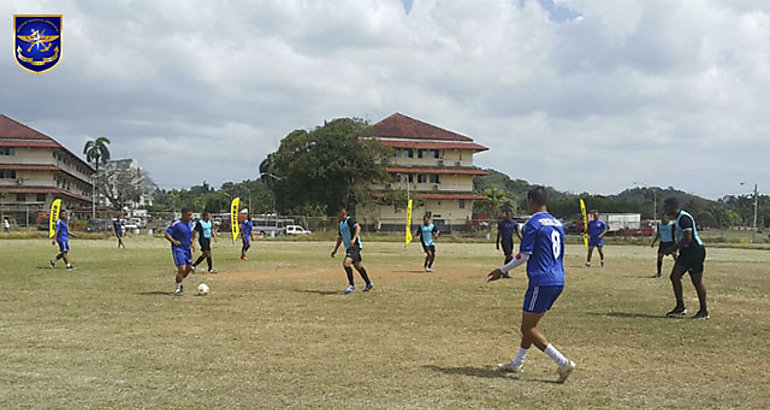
[
  {"x1": 36, "y1": 194, "x2": 46, "y2": 202},
  {"x1": 433, "y1": 150, "x2": 440, "y2": 159},
  {"x1": 429, "y1": 174, "x2": 440, "y2": 183},
  {"x1": 417, "y1": 174, "x2": 427, "y2": 183},
  {"x1": 407, "y1": 174, "x2": 413, "y2": 183},
  {"x1": 417, "y1": 149, "x2": 424, "y2": 159},
  {"x1": 0, "y1": 147, "x2": 15, "y2": 155},
  {"x1": 406, "y1": 149, "x2": 414, "y2": 158},
  {"x1": 1, "y1": 170, "x2": 16, "y2": 179},
  {"x1": 459, "y1": 199, "x2": 466, "y2": 209},
  {"x1": 16, "y1": 193, "x2": 26, "y2": 202}
]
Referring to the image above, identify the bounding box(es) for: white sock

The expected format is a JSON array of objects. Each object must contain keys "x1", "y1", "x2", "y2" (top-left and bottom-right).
[
  {"x1": 544, "y1": 344, "x2": 569, "y2": 367},
  {"x1": 513, "y1": 347, "x2": 528, "y2": 366},
  {"x1": 176, "y1": 282, "x2": 182, "y2": 291}
]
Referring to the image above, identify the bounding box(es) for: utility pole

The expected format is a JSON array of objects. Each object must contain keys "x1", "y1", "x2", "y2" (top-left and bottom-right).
[{"x1": 741, "y1": 182, "x2": 759, "y2": 242}]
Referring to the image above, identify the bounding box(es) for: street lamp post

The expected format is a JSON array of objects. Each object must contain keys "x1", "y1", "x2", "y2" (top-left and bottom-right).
[{"x1": 740, "y1": 182, "x2": 759, "y2": 242}]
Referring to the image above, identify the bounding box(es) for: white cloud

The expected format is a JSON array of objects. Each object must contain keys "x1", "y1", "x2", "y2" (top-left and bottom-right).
[{"x1": 1, "y1": 0, "x2": 769, "y2": 197}]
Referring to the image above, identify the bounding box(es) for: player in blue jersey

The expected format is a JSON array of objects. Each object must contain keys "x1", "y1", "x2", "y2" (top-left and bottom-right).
[
  {"x1": 663, "y1": 198, "x2": 709, "y2": 320},
  {"x1": 113, "y1": 217, "x2": 126, "y2": 249},
  {"x1": 488, "y1": 187, "x2": 575, "y2": 383},
  {"x1": 650, "y1": 213, "x2": 677, "y2": 278},
  {"x1": 192, "y1": 212, "x2": 217, "y2": 273},
  {"x1": 165, "y1": 208, "x2": 194, "y2": 296},
  {"x1": 416, "y1": 215, "x2": 439, "y2": 272},
  {"x1": 496, "y1": 209, "x2": 522, "y2": 277},
  {"x1": 585, "y1": 212, "x2": 608, "y2": 267},
  {"x1": 240, "y1": 214, "x2": 254, "y2": 261},
  {"x1": 49, "y1": 210, "x2": 75, "y2": 270},
  {"x1": 331, "y1": 208, "x2": 373, "y2": 294}
]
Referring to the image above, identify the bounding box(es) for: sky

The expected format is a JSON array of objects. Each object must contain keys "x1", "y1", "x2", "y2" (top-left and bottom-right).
[{"x1": 2, "y1": 0, "x2": 769, "y2": 198}]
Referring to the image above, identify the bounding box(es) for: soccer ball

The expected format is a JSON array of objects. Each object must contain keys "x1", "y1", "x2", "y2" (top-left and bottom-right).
[{"x1": 197, "y1": 283, "x2": 210, "y2": 296}]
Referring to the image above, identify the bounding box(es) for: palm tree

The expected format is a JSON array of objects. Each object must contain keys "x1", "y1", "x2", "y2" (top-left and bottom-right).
[{"x1": 83, "y1": 137, "x2": 111, "y2": 218}]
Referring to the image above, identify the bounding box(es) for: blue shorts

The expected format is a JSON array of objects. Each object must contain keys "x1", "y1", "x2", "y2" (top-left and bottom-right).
[
  {"x1": 589, "y1": 237, "x2": 603, "y2": 248},
  {"x1": 172, "y1": 247, "x2": 192, "y2": 267},
  {"x1": 57, "y1": 240, "x2": 70, "y2": 253},
  {"x1": 523, "y1": 285, "x2": 563, "y2": 314}
]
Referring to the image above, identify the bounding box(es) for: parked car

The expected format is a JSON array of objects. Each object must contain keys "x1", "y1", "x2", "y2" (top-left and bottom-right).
[
  {"x1": 285, "y1": 225, "x2": 312, "y2": 235},
  {"x1": 87, "y1": 219, "x2": 114, "y2": 232}
]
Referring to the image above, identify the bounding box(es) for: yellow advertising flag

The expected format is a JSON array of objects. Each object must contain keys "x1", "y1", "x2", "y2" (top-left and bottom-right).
[
  {"x1": 48, "y1": 198, "x2": 61, "y2": 238},
  {"x1": 230, "y1": 197, "x2": 240, "y2": 242},
  {"x1": 580, "y1": 198, "x2": 589, "y2": 248},
  {"x1": 405, "y1": 199, "x2": 413, "y2": 246}
]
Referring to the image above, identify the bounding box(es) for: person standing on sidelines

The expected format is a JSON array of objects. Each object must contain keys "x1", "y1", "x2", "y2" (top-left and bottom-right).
[
  {"x1": 663, "y1": 198, "x2": 709, "y2": 320},
  {"x1": 113, "y1": 217, "x2": 126, "y2": 249},
  {"x1": 488, "y1": 187, "x2": 575, "y2": 383},
  {"x1": 49, "y1": 210, "x2": 75, "y2": 270},
  {"x1": 416, "y1": 215, "x2": 439, "y2": 272},
  {"x1": 496, "y1": 209, "x2": 522, "y2": 277},
  {"x1": 331, "y1": 208, "x2": 373, "y2": 294},
  {"x1": 650, "y1": 213, "x2": 677, "y2": 278},
  {"x1": 165, "y1": 208, "x2": 194, "y2": 296},
  {"x1": 585, "y1": 212, "x2": 608, "y2": 267},
  {"x1": 192, "y1": 212, "x2": 217, "y2": 273},
  {"x1": 240, "y1": 214, "x2": 254, "y2": 261}
]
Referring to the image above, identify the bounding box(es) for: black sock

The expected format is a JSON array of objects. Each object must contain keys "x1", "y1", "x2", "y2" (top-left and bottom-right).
[
  {"x1": 356, "y1": 267, "x2": 371, "y2": 285},
  {"x1": 193, "y1": 255, "x2": 205, "y2": 267},
  {"x1": 428, "y1": 258, "x2": 434, "y2": 268},
  {"x1": 344, "y1": 266, "x2": 354, "y2": 286},
  {"x1": 657, "y1": 260, "x2": 662, "y2": 274},
  {"x1": 207, "y1": 257, "x2": 212, "y2": 271}
]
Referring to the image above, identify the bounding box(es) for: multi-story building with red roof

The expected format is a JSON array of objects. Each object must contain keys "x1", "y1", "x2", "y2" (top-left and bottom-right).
[
  {"x1": 0, "y1": 115, "x2": 94, "y2": 225},
  {"x1": 362, "y1": 113, "x2": 488, "y2": 232}
]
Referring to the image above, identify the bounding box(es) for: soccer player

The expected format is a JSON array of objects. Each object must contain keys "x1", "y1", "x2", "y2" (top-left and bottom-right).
[
  {"x1": 165, "y1": 208, "x2": 194, "y2": 296},
  {"x1": 192, "y1": 212, "x2": 217, "y2": 273},
  {"x1": 585, "y1": 212, "x2": 608, "y2": 267},
  {"x1": 488, "y1": 187, "x2": 575, "y2": 383},
  {"x1": 496, "y1": 209, "x2": 522, "y2": 277},
  {"x1": 240, "y1": 214, "x2": 254, "y2": 261},
  {"x1": 49, "y1": 210, "x2": 75, "y2": 270},
  {"x1": 416, "y1": 215, "x2": 439, "y2": 272},
  {"x1": 650, "y1": 213, "x2": 677, "y2": 278},
  {"x1": 331, "y1": 208, "x2": 373, "y2": 294},
  {"x1": 113, "y1": 217, "x2": 126, "y2": 249},
  {"x1": 662, "y1": 198, "x2": 709, "y2": 320}
]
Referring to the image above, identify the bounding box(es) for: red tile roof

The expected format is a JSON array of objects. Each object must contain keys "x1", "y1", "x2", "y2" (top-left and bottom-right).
[
  {"x1": 385, "y1": 166, "x2": 487, "y2": 176},
  {"x1": 0, "y1": 115, "x2": 95, "y2": 171},
  {"x1": 379, "y1": 140, "x2": 488, "y2": 152},
  {"x1": 373, "y1": 113, "x2": 474, "y2": 142},
  {"x1": 0, "y1": 186, "x2": 92, "y2": 203},
  {"x1": 418, "y1": 193, "x2": 487, "y2": 200}
]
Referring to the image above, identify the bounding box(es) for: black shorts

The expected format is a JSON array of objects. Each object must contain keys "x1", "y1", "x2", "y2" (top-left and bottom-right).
[
  {"x1": 676, "y1": 245, "x2": 706, "y2": 274},
  {"x1": 345, "y1": 247, "x2": 362, "y2": 263},
  {"x1": 199, "y1": 237, "x2": 211, "y2": 252},
  {"x1": 658, "y1": 242, "x2": 675, "y2": 255},
  {"x1": 501, "y1": 240, "x2": 514, "y2": 256},
  {"x1": 422, "y1": 244, "x2": 436, "y2": 254}
]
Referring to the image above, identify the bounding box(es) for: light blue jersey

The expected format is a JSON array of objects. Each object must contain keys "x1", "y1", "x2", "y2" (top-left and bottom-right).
[
  {"x1": 658, "y1": 221, "x2": 675, "y2": 243},
  {"x1": 419, "y1": 223, "x2": 437, "y2": 246},
  {"x1": 520, "y1": 212, "x2": 565, "y2": 287},
  {"x1": 675, "y1": 210, "x2": 703, "y2": 247},
  {"x1": 338, "y1": 217, "x2": 362, "y2": 250},
  {"x1": 197, "y1": 220, "x2": 213, "y2": 239}
]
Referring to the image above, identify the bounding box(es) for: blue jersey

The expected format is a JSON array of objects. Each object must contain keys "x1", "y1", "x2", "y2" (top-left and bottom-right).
[
  {"x1": 520, "y1": 212, "x2": 565, "y2": 287},
  {"x1": 338, "y1": 217, "x2": 362, "y2": 250},
  {"x1": 497, "y1": 219, "x2": 519, "y2": 242},
  {"x1": 196, "y1": 220, "x2": 213, "y2": 239},
  {"x1": 55, "y1": 219, "x2": 68, "y2": 242},
  {"x1": 419, "y1": 223, "x2": 437, "y2": 246},
  {"x1": 167, "y1": 219, "x2": 193, "y2": 249},
  {"x1": 242, "y1": 220, "x2": 253, "y2": 237},
  {"x1": 675, "y1": 210, "x2": 703, "y2": 247},
  {"x1": 588, "y1": 220, "x2": 606, "y2": 239},
  {"x1": 113, "y1": 221, "x2": 123, "y2": 235},
  {"x1": 658, "y1": 221, "x2": 675, "y2": 243}
]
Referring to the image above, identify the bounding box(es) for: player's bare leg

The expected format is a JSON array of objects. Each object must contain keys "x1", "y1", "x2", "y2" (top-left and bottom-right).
[
  {"x1": 586, "y1": 247, "x2": 594, "y2": 267},
  {"x1": 501, "y1": 312, "x2": 574, "y2": 382},
  {"x1": 174, "y1": 265, "x2": 192, "y2": 295},
  {"x1": 667, "y1": 264, "x2": 688, "y2": 316},
  {"x1": 353, "y1": 261, "x2": 372, "y2": 291},
  {"x1": 597, "y1": 247, "x2": 605, "y2": 266},
  {"x1": 689, "y1": 272, "x2": 708, "y2": 319}
]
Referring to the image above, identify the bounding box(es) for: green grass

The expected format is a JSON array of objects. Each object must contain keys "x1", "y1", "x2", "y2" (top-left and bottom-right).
[{"x1": 0, "y1": 238, "x2": 768, "y2": 409}]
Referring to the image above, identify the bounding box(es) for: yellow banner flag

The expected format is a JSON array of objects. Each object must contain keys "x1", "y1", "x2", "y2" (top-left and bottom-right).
[
  {"x1": 230, "y1": 197, "x2": 240, "y2": 242},
  {"x1": 48, "y1": 198, "x2": 61, "y2": 238},
  {"x1": 405, "y1": 199, "x2": 413, "y2": 246},
  {"x1": 580, "y1": 198, "x2": 589, "y2": 248}
]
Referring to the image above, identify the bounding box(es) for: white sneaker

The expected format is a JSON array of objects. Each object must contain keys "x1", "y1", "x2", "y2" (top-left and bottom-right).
[
  {"x1": 49, "y1": 259, "x2": 56, "y2": 269},
  {"x1": 498, "y1": 361, "x2": 523, "y2": 373},
  {"x1": 426, "y1": 267, "x2": 432, "y2": 272},
  {"x1": 343, "y1": 285, "x2": 356, "y2": 295},
  {"x1": 556, "y1": 360, "x2": 575, "y2": 383},
  {"x1": 585, "y1": 262, "x2": 590, "y2": 268}
]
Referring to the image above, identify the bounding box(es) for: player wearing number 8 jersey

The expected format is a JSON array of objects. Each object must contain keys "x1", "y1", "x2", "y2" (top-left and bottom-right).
[{"x1": 487, "y1": 186, "x2": 575, "y2": 383}]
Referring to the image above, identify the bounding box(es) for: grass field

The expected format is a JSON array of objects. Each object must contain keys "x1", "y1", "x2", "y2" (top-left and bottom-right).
[{"x1": 0, "y1": 238, "x2": 768, "y2": 409}]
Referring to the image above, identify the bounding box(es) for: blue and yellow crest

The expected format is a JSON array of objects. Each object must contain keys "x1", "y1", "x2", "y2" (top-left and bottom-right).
[{"x1": 14, "y1": 15, "x2": 62, "y2": 74}]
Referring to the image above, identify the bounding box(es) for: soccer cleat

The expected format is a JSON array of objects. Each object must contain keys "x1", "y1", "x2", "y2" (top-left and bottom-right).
[
  {"x1": 191, "y1": 265, "x2": 197, "y2": 272},
  {"x1": 207, "y1": 269, "x2": 217, "y2": 274},
  {"x1": 585, "y1": 262, "x2": 591, "y2": 268},
  {"x1": 363, "y1": 282, "x2": 374, "y2": 292},
  {"x1": 49, "y1": 259, "x2": 56, "y2": 268},
  {"x1": 665, "y1": 307, "x2": 687, "y2": 318},
  {"x1": 498, "y1": 361, "x2": 523, "y2": 374},
  {"x1": 556, "y1": 360, "x2": 576, "y2": 383},
  {"x1": 601, "y1": 261, "x2": 605, "y2": 267},
  {"x1": 426, "y1": 267, "x2": 432, "y2": 272},
  {"x1": 691, "y1": 310, "x2": 710, "y2": 320},
  {"x1": 66, "y1": 265, "x2": 74, "y2": 271},
  {"x1": 241, "y1": 255, "x2": 248, "y2": 261},
  {"x1": 174, "y1": 285, "x2": 184, "y2": 296},
  {"x1": 343, "y1": 285, "x2": 356, "y2": 295}
]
